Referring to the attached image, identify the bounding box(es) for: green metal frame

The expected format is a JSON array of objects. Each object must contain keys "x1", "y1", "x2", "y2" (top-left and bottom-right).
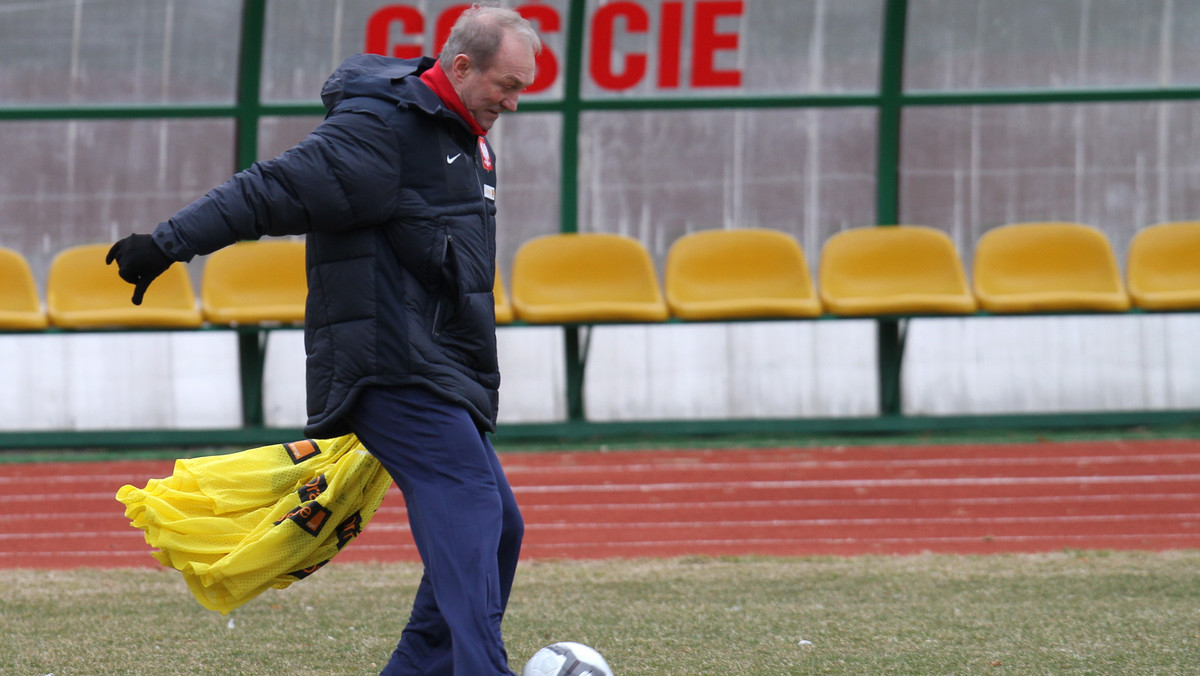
[
  {"x1": 874, "y1": 0, "x2": 909, "y2": 418},
  {"x1": 3, "y1": 0, "x2": 1200, "y2": 449}
]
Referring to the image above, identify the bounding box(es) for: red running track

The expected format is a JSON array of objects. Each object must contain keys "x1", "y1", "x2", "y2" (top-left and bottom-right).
[{"x1": 2, "y1": 439, "x2": 1199, "y2": 569}]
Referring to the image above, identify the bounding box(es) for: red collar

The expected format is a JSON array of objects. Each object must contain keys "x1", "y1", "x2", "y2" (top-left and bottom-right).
[{"x1": 420, "y1": 60, "x2": 486, "y2": 137}]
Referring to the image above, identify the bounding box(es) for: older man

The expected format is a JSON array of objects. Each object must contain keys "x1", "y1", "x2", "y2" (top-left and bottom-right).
[{"x1": 106, "y1": 5, "x2": 541, "y2": 674}]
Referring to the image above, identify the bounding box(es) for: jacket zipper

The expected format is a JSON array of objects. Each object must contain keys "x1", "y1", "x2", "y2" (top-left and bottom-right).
[
  {"x1": 431, "y1": 233, "x2": 453, "y2": 339},
  {"x1": 472, "y1": 143, "x2": 496, "y2": 263}
]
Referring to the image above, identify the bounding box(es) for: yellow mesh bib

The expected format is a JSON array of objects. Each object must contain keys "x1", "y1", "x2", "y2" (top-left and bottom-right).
[{"x1": 116, "y1": 434, "x2": 390, "y2": 614}]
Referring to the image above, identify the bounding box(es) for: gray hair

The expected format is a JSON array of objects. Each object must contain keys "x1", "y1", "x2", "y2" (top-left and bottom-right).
[{"x1": 440, "y1": 3, "x2": 541, "y2": 72}]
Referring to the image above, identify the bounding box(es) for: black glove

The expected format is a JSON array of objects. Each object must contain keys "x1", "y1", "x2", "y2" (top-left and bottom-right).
[{"x1": 105, "y1": 233, "x2": 174, "y2": 305}]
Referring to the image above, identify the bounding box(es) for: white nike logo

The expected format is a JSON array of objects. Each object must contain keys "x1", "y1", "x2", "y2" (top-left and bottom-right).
[{"x1": 446, "y1": 153, "x2": 462, "y2": 164}]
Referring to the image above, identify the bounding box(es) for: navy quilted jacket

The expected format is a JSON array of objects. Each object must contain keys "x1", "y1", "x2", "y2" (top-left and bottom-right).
[{"x1": 152, "y1": 55, "x2": 501, "y2": 436}]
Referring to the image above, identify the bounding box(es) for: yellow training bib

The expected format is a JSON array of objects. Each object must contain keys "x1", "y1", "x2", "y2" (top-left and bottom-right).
[{"x1": 116, "y1": 434, "x2": 391, "y2": 614}]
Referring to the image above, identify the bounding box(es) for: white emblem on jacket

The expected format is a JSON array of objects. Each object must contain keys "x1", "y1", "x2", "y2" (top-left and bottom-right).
[{"x1": 478, "y1": 138, "x2": 492, "y2": 171}]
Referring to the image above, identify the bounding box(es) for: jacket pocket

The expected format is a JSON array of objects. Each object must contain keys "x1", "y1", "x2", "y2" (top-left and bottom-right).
[{"x1": 434, "y1": 291, "x2": 499, "y2": 375}]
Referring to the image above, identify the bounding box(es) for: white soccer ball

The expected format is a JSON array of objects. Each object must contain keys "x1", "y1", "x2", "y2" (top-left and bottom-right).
[{"x1": 521, "y1": 641, "x2": 613, "y2": 676}]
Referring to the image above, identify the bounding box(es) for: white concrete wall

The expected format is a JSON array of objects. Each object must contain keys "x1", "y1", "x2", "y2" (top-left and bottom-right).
[{"x1": 2, "y1": 315, "x2": 1197, "y2": 432}]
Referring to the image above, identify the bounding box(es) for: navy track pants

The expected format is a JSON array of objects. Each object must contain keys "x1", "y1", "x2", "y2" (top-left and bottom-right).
[{"x1": 346, "y1": 386, "x2": 523, "y2": 676}]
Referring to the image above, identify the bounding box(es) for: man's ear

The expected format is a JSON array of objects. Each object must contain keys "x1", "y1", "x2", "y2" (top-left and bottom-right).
[{"x1": 450, "y1": 53, "x2": 473, "y2": 83}]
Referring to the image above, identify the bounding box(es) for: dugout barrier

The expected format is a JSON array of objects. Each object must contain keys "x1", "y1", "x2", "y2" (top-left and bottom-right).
[
  {"x1": 2, "y1": 220, "x2": 1199, "y2": 449},
  {"x1": 4, "y1": 0, "x2": 1200, "y2": 448}
]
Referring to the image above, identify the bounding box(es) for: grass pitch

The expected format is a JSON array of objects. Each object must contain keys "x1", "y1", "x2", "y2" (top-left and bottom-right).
[{"x1": 3, "y1": 552, "x2": 1200, "y2": 675}]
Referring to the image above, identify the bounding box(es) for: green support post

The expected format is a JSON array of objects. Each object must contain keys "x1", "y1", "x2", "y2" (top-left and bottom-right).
[
  {"x1": 560, "y1": 0, "x2": 587, "y2": 236},
  {"x1": 877, "y1": 319, "x2": 904, "y2": 415},
  {"x1": 877, "y1": 318, "x2": 906, "y2": 417},
  {"x1": 563, "y1": 326, "x2": 587, "y2": 422},
  {"x1": 237, "y1": 329, "x2": 268, "y2": 428},
  {"x1": 558, "y1": 0, "x2": 589, "y2": 423},
  {"x1": 235, "y1": 0, "x2": 268, "y2": 171},
  {"x1": 230, "y1": 0, "x2": 270, "y2": 428},
  {"x1": 875, "y1": 0, "x2": 909, "y2": 416}
]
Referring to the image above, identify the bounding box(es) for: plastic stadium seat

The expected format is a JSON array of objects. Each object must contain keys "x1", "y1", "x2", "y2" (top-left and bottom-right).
[
  {"x1": 0, "y1": 247, "x2": 48, "y2": 330},
  {"x1": 47, "y1": 243, "x2": 203, "y2": 328},
  {"x1": 973, "y1": 222, "x2": 1130, "y2": 313},
  {"x1": 665, "y1": 228, "x2": 821, "y2": 320},
  {"x1": 1126, "y1": 221, "x2": 1200, "y2": 311},
  {"x1": 511, "y1": 233, "x2": 668, "y2": 323},
  {"x1": 494, "y1": 266, "x2": 513, "y2": 324},
  {"x1": 818, "y1": 226, "x2": 977, "y2": 315},
  {"x1": 202, "y1": 240, "x2": 307, "y2": 325}
]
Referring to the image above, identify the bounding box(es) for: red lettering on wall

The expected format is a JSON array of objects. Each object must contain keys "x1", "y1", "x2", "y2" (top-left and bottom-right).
[
  {"x1": 518, "y1": 3, "x2": 561, "y2": 93},
  {"x1": 363, "y1": 2, "x2": 744, "y2": 94},
  {"x1": 364, "y1": 5, "x2": 424, "y2": 59},
  {"x1": 590, "y1": 2, "x2": 649, "y2": 91},
  {"x1": 657, "y1": 2, "x2": 684, "y2": 89},
  {"x1": 692, "y1": 1, "x2": 743, "y2": 88}
]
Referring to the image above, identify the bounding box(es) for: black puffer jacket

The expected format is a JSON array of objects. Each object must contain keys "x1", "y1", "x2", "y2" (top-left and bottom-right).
[{"x1": 152, "y1": 55, "x2": 501, "y2": 436}]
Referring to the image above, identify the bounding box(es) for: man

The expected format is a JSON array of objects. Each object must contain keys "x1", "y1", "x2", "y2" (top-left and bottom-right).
[{"x1": 106, "y1": 5, "x2": 540, "y2": 675}]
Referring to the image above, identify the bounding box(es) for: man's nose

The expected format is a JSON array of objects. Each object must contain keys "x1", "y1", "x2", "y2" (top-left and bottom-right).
[{"x1": 501, "y1": 95, "x2": 519, "y2": 112}]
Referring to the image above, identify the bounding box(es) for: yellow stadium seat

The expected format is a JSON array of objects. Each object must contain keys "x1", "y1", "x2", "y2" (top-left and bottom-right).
[
  {"x1": 47, "y1": 243, "x2": 202, "y2": 328},
  {"x1": 0, "y1": 247, "x2": 48, "y2": 330},
  {"x1": 664, "y1": 228, "x2": 821, "y2": 320},
  {"x1": 202, "y1": 240, "x2": 307, "y2": 325},
  {"x1": 973, "y1": 222, "x2": 1130, "y2": 313},
  {"x1": 818, "y1": 226, "x2": 977, "y2": 315},
  {"x1": 494, "y1": 266, "x2": 514, "y2": 325},
  {"x1": 1127, "y1": 221, "x2": 1200, "y2": 311},
  {"x1": 511, "y1": 233, "x2": 668, "y2": 323}
]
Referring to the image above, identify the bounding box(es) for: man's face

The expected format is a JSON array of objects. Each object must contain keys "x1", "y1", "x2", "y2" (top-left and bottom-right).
[{"x1": 452, "y1": 33, "x2": 537, "y2": 131}]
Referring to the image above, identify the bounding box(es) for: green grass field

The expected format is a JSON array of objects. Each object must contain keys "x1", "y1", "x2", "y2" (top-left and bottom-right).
[{"x1": 4, "y1": 551, "x2": 1200, "y2": 675}]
